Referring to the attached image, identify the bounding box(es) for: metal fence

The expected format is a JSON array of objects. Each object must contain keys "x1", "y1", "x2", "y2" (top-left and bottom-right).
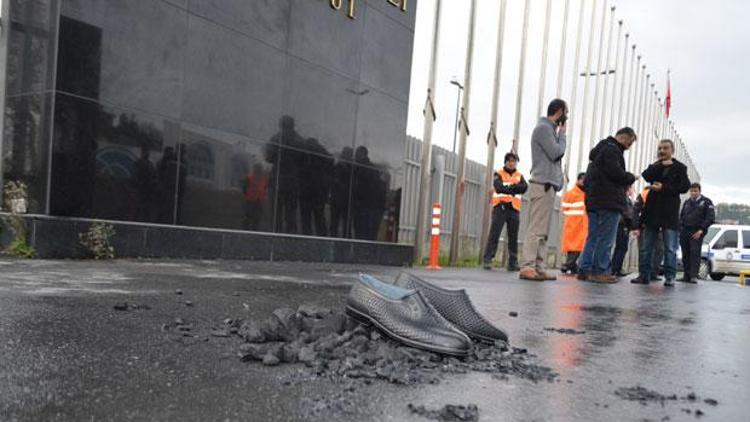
[{"x1": 399, "y1": 136, "x2": 566, "y2": 264}]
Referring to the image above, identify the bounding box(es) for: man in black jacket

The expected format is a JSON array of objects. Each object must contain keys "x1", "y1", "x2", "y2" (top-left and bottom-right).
[
  {"x1": 631, "y1": 139, "x2": 691, "y2": 286},
  {"x1": 483, "y1": 152, "x2": 528, "y2": 271},
  {"x1": 679, "y1": 183, "x2": 715, "y2": 283},
  {"x1": 578, "y1": 127, "x2": 638, "y2": 283}
]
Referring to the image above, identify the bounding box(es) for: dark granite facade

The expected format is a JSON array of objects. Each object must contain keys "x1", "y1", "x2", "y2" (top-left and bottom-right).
[{"x1": 1, "y1": 0, "x2": 416, "y2": 263}]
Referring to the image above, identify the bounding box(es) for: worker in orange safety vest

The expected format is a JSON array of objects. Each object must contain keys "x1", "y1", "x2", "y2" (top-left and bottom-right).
[
  {"x1": 560, "y1": 173, "x2": 588, "y2": 274},
  {"x1": 483, "y1": 152, "x2": 528, "y2": 271}
]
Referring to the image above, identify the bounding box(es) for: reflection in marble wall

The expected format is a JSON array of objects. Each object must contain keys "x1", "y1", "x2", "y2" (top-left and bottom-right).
[{"x1": 3, "y1": 0, "x2": 416, "y2": 243}]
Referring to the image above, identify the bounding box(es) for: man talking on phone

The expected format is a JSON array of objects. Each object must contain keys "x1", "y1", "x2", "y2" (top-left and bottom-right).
[
  {"x1": 631, "y1": 139, "x2": 691, "y2": 286},
  {"x1": 519, "y1": 99, "x2": 568, "y2": 281}
]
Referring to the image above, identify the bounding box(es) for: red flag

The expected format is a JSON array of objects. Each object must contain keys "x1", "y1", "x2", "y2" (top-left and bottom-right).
[{"x1": 665, "y1": 73, "x2": 672, "y2": 117}]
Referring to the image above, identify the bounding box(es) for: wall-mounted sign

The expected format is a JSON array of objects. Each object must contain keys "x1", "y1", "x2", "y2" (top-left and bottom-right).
[{"x1": 329, "y1": 0, "x2": 407, "y2": 20}]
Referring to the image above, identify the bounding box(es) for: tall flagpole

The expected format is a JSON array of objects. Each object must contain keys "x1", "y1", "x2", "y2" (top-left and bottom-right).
[
  {"x1": 564, "y1": 0, "x2": 586, "y2": 186},
  {"x1": 598, "y1": 8, "x2": 617, "y2": 138},
  {"x1": 479, "y1": 0, "x2": 508, "y2": 263},
  {"x1": 607, "y1": 20, "x2": 623, "y2": 134},
  {"x1": 587, "y1": 1, "x2": 610, "y2": 153},
  {"x1": 449, "y1": 0, "x2": 478, "y2": 265},
  {"x1": 633, "y1": 67, "x2": 647, "y2": 180},
  {"x1": 511, "y1": 0, "x2": 532, "y2": 153},
  {"x1": 637, "y1": 73, "x2": 651, "y2": 186},
  {"x1": 556, "y1": 0, "x2": 571, "y2": 98},
  {"x1": 615, "y1": 34, "x2": 630, "y2": 129},
  {"x1": 536, "y1": 0, "x2": 553, "y2": 118},
  {"x1": 627, "y1": 55, "x2": 641, "y2": 171},
  {"x1": 414, "y1": 0, "x2": 443, "y2": 263},
  {"x1": 575, "y1": 0, "x2": 599, "y2": 175},
  {"x1": 624, "y1": 45, "x2": 637, "y2": 126}
]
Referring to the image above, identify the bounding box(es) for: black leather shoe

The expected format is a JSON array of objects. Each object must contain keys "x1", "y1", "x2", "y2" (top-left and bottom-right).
[
  {"x1": 631, "y1": 276, "x2": 649, "y2": 284},
  {"x1": 507, "y1": 264, "x2": 520, "y2": 272},
  {"x1": 394, "y1": 272, "x2": 508, "y2": 343},
  {"x1": 346, "y1": 274, "x2": 471, "y2": 356}
]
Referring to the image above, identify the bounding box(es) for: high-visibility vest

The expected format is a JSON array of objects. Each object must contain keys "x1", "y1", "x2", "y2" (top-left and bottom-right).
[
  {"x1": 640, "y1": 188, "x2": 649, "y2": 204},
  {"x1": 561, "y1": 185, "x2": 588, "y2": 253},
  {"x1": 491, "y1": 169, "x2": 523, "y2": 211},
  {"x1": 244, "y1": 174, "x2": 269, "y2": 203}
]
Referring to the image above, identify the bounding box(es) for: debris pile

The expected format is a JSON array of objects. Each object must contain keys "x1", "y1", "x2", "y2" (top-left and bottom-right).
[
  {"x1": 231, "y1": 304, "x2": 557, "y2": 385},
  {"x1": 407, "y1": 403, "x2": 480, "y2": 421}
]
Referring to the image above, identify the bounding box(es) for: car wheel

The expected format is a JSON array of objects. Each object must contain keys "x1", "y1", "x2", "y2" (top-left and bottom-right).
[
  {"x1": 698, "y1": 260, "x2": 710, "y2": 280},
  {"x1": 709, "y1": 273, "x2": 725, "y2": 281}
]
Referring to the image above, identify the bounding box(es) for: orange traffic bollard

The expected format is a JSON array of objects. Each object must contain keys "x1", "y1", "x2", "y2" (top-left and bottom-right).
[{"x1": 427, "y1": 203, "x2": 442, "y2": 270}]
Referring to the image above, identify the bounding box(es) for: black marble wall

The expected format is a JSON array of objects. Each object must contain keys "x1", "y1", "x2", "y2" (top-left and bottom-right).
[{"x1": 2, "y1": 0, "x2": 416, "y2": 245}]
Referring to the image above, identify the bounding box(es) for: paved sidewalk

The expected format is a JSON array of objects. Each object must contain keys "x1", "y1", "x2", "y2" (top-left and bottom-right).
[{"x1": 0, "y1": 258, "x2": 748, "y2": 421}]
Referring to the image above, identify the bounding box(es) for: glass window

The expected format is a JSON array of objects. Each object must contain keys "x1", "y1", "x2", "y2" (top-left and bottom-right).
[
  {"x1": 177, "y1": 124, "x2": 276, "y2": 232},
  {"x1": 703, "y1": 226, "x2": 720, "y2": 245},
  {"x1": 742, "y1": 231, "x2": 750, "y2": 250},
  {"x1": 58, "y1": 0, "x2": 186, "y2": 118},
  {"x1": 50, "y1": 93, "x2": 180, "y2": 224},
  {"x1": 713, "y1": 230, "x2": 738, "y2": 249},
  {"x1": 2, "y1": 92, "x2": 54, "y2": 213},
  {"x1": 7, "y1": 0, "x2": 59, "y2": 95}
]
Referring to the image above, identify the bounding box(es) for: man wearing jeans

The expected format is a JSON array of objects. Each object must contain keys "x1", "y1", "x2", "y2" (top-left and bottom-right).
[
  {"x1": 631, "y1": 139, "x2": 691, "y2": 286},
  {"x1": 519, "y1": 99, "x2": 568, "y2": 281},
  {"x1": 577, "y1": 128, "x2": 638, "y2": 283}
]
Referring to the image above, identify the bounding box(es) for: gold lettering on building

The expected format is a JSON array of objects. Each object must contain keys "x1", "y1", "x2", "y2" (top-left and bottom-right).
[
  {"x1": 330, "y1": 0, "x2": 356, "y2": 19},
  {"x1": 328, "y1": 0, "x2": 407, "y2": 20},
  {"x1": 387, "y1": 0, "x2": 408, "y2": 12}
]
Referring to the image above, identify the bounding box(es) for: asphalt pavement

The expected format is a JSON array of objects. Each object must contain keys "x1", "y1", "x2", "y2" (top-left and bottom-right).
[{"x1": 0, "y1": 258, "x2": 748, "y2": 421}]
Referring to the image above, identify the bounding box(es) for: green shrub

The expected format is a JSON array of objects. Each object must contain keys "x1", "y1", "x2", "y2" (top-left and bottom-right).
[{"x1": 79, "y1": 222, "x2": 116, "y2": 260}]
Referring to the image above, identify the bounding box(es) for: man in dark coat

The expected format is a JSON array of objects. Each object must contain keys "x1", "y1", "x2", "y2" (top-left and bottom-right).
[
  {"x1": 679, "y1": 182, "x2": 715, "y2": 283},
  {"x1": 631, "y1": 139, "x2": 691, "y2": 286},
  {"x1": 578, "y1": 127, "x2": 638, "y2": 283}
]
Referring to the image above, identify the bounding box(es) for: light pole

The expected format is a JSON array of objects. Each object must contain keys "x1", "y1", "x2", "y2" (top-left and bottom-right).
[
  {"x1": 563, "y1": 0, "x2": 586, "y2": 187},
  {"x1": 479, "y1": 0, "x2": 508, "y2": 263},
  {"x1": 511, "y1": 0, "x2": 531, "y2": 153},
  {"x1": 449, "y1": 0, "x2": 478, "y2": 265},
  {"x1": 575, "y1": 0, "x2": 599, "y2": 176},
  {"x1": 450, "y1": 79, "x2": 464, "y2": 154},
  {"x1": 414, "y1": 0, "x2": 443, "y2": 264}
]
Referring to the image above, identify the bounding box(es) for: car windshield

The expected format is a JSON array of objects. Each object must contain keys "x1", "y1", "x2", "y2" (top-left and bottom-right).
[{"x1": 703, "y1": 227, "x2": 721, "y2": 245}]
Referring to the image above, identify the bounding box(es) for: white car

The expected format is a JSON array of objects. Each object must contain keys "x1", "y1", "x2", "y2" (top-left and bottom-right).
[{"x1": 698, "y1": 224, "x2": 750, "y2": 280}]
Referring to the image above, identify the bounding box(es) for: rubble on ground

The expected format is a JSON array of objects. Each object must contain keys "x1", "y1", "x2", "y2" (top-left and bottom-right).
[
  {"x1": 407, "y1": 403, "x2": 480, "y2": 421},
  {"x1": 231, "y1": 304, "x2": 557, "y2": 385}
]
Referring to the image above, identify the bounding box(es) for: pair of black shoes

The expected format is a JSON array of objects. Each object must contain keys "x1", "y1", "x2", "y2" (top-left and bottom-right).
[{"x1": 346, "y1": 272, "x2": 508, "y2": 357}]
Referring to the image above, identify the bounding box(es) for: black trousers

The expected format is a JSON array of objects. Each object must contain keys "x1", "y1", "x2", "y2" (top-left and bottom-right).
[
  {"x1": 483, "y1": 204, "x2": 520, "y2": 266},
  {"x1": 680, "y1": 228, "x2": 703, "y2": 279},
  {"x1": 562, "y1": 252, "x2": 580, "y2": 271},
  {"x1": 610, "y1": 224, "x2": 630, "y2": 274}
]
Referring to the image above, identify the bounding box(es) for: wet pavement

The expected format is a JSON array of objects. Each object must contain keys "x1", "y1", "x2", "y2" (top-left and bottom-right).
[{"x1": 0, "y1": 258, "x2": 748, "y2": 421}]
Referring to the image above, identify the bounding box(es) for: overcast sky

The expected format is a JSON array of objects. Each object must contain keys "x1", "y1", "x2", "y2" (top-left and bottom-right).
[{"x1": 406, "y1": 0, "x2": 749, "y2": 205}]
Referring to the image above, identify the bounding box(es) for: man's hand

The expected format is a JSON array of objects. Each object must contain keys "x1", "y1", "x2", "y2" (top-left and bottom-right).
[
  {"x1": 558, "y1": 121, "x2": 567, "y2": 136},
  {"x1": 631, "y1": 229, "x2": 640, "y2": 238},
  {"x1": 692, "y1": 229, "x2": 704, "y2": 240},
  {"x1": 651, "y1": 182, "x2": 663, "y2": 192},
  {"x1": 661, "y1": 159, "x2": 674, "y2": 166}
]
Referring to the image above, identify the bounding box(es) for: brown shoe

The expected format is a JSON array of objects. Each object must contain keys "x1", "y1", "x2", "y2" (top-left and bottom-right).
[
  {"x1": 537, "y1": 270, "x2": 558, "y2": 281},
  {"x1": 519, "y1": 268, "x2": 545, "y2": 281},
  {"x1": 588, "y1": 274, "x2": 618, "y2": 284}
]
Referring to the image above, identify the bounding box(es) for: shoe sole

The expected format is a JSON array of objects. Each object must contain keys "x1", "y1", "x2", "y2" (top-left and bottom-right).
[{"x1": 344, "y1": 306, "x2": 470, "y2": 357}]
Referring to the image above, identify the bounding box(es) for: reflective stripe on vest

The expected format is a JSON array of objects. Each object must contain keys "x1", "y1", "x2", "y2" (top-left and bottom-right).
[{"x1": 491, "y1": 170, "x2": 523, "y2": 211}]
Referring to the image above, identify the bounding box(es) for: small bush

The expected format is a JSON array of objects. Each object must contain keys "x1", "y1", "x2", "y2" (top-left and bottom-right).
[
  {"x1": 7, "y1": 239, "x2": 36, "y2": 258},
  {"x1": 79, "y1": 222, "x2": 116, "y2": 260}
]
